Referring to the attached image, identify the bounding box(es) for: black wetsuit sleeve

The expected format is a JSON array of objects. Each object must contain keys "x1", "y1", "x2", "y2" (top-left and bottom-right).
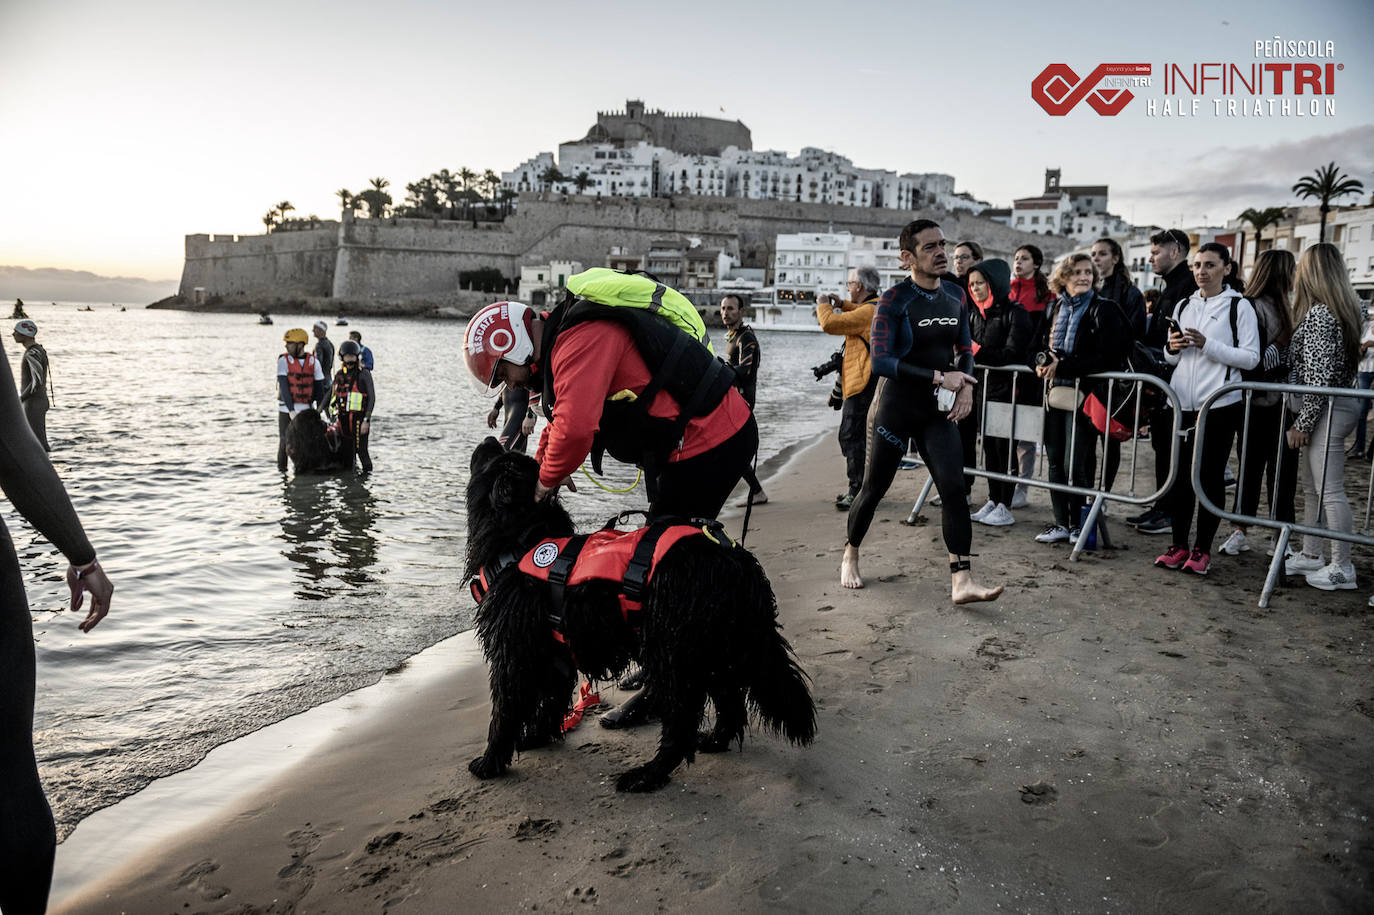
[
  {"x1": 954, "y1": 306, "x2": 975, "y2": 376},
  {"x1": 359, "y1": 370, "x2": 375, "y2": 419},
  {"x1": 0, "y1": 346, "x2": 94, "y2": 564},
  {"x1": 500, "y1": 387, "x2": 530, "y2": 444}
]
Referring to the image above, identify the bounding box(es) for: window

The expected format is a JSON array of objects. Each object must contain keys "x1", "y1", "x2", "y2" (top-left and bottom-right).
[
  {"x1": 1016, "y1": 216, "x2": 1025, "y2": 225},
  {"x1": 1031, "y1": 216, "x2": 1040, "y2": 224},
  {"x1": 1351, "y1": 226, "x2": 1362, "y2": 243}
]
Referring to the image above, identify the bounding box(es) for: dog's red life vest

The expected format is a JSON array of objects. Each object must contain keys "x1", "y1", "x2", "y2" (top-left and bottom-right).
[{"x1": 518, "y1": 524, "x2": 707, "y2": 622}]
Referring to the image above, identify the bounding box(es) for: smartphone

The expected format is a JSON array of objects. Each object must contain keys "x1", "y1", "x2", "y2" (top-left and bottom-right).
[{"x1": 1164, "y1": 316, "x2": 1182, "y2": 334}]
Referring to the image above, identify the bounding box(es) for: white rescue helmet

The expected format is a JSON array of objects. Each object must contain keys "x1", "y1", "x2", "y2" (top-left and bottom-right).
[{"x1": 463, "y1": 301, "x2": 535, "y2": 390}]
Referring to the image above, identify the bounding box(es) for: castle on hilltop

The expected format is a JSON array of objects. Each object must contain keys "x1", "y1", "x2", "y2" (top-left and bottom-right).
[{"x1": 581, "y1": 99, "x2": 751, "y2": 156}]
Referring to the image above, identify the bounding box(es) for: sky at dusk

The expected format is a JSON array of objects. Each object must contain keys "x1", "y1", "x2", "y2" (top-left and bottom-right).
[{"x1": 1, "y1": 0, "x2": 1372, "y2": 281}]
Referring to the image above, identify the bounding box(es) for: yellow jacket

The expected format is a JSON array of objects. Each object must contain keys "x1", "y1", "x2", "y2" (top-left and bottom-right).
[{"x1": 816, "y1": 296, "x2": 877, "y2": 398}]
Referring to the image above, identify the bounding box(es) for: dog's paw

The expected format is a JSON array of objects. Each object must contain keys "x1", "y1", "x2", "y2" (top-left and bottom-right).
[
  {"x1": 468, "y1": 755, "x2": 508, "y2": 780},
  {"x1": 615, "y1": 764, "x2": 671, "y2": 793}
]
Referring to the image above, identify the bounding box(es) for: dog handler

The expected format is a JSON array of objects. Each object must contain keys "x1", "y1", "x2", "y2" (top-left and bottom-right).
[
  {"x1": 841, "y1": 219, "x2": 1003, "y2": 605},
  {"x1": 277, "y1": 328, "x2": 326, "y2": 471},
  {"x1": 463, "y1": 300, "x2": 757, "y2": 521},
  {"x1": 0, "y1": 342, "x2": 113, "y2": 913},
  {"x1": 329, "y1": 339, "x2": 375, "y2": 472}
]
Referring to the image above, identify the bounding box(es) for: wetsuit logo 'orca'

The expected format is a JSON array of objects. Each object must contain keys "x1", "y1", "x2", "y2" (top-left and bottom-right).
[
  {"x1": 875, "y1": 425, "x2": 906, "y2": 451},
  {"x1": 917, "y1": 317, "x2": 959, "y2": 327},
  {"x1": 531, "y1": 542, "x2": 560, "y2": 568}
]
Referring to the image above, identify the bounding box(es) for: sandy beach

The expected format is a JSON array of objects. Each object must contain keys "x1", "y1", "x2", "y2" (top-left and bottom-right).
[{"x1": 55, "y1": 434, "x2": 1373, "y2": 914}]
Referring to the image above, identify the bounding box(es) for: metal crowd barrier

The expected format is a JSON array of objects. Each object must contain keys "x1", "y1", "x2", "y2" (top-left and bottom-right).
[
  {"x1": 1193, "y1": 380, "x2": 1374, "y2": 608},
  {"x1": 904, "y1": 364, "x2": 1183, "y2": 561}
]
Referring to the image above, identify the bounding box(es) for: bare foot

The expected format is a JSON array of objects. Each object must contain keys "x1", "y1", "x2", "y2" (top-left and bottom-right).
[
  {"x1": 952, "y1": 571, "x2": 1003, "y2": 604},
  {"x1": 841, "y1": 545, "x2": 864, "y2": 589}
]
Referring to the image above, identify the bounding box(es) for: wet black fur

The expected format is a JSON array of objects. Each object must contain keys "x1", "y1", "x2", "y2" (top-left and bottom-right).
[
  {"x1": 286, "y1": 408, "x2": 351, "y2": 473},
  {"x1": 464, "y1": 436, "x2": 815, "y2": 792}
]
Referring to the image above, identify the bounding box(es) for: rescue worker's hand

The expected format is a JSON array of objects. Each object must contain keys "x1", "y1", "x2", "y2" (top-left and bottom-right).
[
  {"x1": 535, "y1": 477, "x2": 578, "y2": 501},
  {"x1": 360, "y1": 419, "x2": 370, "y2": 435},
  {"x1": 521, "y1": 415, "x2": 536, "y2": 436},
  {"x1": 486, "y1": 404, "x2": 500, "y2": 428}
]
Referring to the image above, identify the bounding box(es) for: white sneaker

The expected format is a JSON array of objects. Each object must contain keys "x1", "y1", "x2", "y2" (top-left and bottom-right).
[
  {"x1": 1068, "y1": 527, "x2": 1082, "y2": 544},
  {"x1": 1219, "y1": 529, "x2": 1250, "y2": 556},
  {"x1": 981, "y1": 503, "x2": 1015, "y2": 526},
  {"x1": 1035, "y1": 525, "x2": 1070, "y2": 544},
  {"x1": 970, "y1": 499, "x2": 996, "y2": 522},
  {"x1": 1284, "y1": 552, "x2": 1325, "y2": 576},
  {"x1": 1011, "y1": 487, "x2": 1030, "y2": 509},
  {"x1": 1306, "y1": 562, "x2": 1357, "y2": 591}
]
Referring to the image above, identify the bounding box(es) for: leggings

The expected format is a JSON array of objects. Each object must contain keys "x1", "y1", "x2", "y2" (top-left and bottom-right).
[
  {"x1": 0, "y1": 521, "x2": 57, "y2": 914},
  {"x1": 1236, "y1": 401, "x2": 1289, "y2": 522},
  {"x1": 1166, "y1": 404, "x2": 1242, "y2": 554},
  {"x1": 847, "y1": 378, "x2": 971, "y2": 556},
  {"x1": 1300, "y1": 396, "x2": 1359, "y2": 566}
]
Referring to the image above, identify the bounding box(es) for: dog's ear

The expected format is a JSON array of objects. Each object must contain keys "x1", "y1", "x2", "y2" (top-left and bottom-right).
[
  {"x1": 488, "y1": 460, "x2": 535, "y2": 514},
  {"x1": 471, "y1": 436, "x2": 506, "y2": 475}
]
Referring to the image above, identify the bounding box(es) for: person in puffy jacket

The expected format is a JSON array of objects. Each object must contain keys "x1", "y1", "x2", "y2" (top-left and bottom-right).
[
  {"x1": 966, "y1": 258, "x2": 1033, "y2": 527},
  {"x1": 816, "y1": 265, "x2": 881, "y2": 509}
]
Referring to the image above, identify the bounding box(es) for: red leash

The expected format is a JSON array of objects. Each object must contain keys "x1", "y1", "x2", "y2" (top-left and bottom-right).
[{"x1": 561, "y1": 681, "x2": 601, "y2": 733}]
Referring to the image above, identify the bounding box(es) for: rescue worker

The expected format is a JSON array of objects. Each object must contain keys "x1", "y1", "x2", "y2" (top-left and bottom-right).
[
  {"x1": 12, "y1": 320, "x2": 50, "y2": 451},
  {"x1": 463, "y1": 300, "x2": 757, "y2": 521},
  {"x1": 313, "y1": 320, "x2": 335, "y2": 380},
  {"x1": 721, "y1": 293, "x2": 768, "y2": 506},
  {"x1": 465, "y1": 298, "x2": 758, "y2": 730},
  {"x1": 329, "y1": 339, "x2": 375, "y2": 472},
  {"x1": 277, "y1": 328, "x2": 326, "y2": 471}
]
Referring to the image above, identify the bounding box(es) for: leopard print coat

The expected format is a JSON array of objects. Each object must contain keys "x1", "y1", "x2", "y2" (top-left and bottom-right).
[{"x1": 1288, "y1": 302, "x2": 1356, "y2": 433}]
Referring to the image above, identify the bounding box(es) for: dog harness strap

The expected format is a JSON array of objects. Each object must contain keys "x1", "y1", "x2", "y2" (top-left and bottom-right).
[
  {"x1": 469, "y1": 549, "x2": 520, "y2": 605},
  {"x1": 622, "y1": 521, "x2": 674, "y2": 607},
  {"x1": 546, "y1": 535, "x2": 589, "y2": 635}
]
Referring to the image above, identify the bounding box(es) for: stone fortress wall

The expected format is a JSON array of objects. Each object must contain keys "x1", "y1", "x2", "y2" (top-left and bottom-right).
[{"x1": 179, "y1": 196, "x2": 1070, "y2": 301}]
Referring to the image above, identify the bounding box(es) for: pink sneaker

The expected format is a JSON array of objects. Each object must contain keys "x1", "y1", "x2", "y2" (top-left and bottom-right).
[
  {"x1": 1183, "y1": 549, "x2": 1211, "y2": 575},
  {"x1": 1154, "y1": 546, "x2": 1189, "y2": 570}
]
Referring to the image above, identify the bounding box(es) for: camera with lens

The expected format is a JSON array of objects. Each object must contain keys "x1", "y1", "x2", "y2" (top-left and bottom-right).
[
  {"x1": 812, "y1": 349, "x2": 844, "y2": 380},
  {"x1": 1033, "y1": 349, "x2": 1059, "y2": 367}
]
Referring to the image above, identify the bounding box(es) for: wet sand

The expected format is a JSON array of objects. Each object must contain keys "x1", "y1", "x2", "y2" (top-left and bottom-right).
[{"x1": 57, "y1": 436, "x2": 1373, "y2": 913}]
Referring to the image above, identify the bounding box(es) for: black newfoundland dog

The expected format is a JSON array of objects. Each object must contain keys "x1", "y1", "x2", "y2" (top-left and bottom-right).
[
  {"x1": 285, "y1": 408, "x2": 352, "y2": 473},
  {"x1": 464, "y1": 437, "x2": 815, "y2": 792}
]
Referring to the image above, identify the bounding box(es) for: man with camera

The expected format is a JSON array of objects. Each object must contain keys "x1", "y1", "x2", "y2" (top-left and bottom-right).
[{"x1": 817, "y1": 265, "x2": 882, "y2": 510}]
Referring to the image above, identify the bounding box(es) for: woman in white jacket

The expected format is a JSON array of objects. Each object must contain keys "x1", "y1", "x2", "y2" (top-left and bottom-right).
[{"x1": 1155, "y1": 242, "x2": 1260, "y2": 575}]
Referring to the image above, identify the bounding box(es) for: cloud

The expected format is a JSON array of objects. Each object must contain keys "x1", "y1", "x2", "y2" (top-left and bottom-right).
[{"x1": 1117, "y1": 124, "x2": 1374, "y2": 223}]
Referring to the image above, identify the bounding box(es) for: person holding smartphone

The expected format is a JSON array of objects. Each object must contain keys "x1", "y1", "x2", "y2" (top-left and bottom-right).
[{"x1": 1155, "y1": 242, "x2": 1259, "y2": 576}]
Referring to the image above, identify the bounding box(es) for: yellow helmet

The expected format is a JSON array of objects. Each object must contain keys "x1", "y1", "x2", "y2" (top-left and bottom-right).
[{"x1": 283, "y1": 328, "x2": 309, "y2": 344}]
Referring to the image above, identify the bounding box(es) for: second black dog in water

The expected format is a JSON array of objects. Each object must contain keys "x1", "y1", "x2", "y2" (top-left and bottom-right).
[
  {"x1": 285, "y1": 408, "x2": 353, "y2": 474},
  {"x1": 464, "y1": 436, "x2": 815, "y2": 792}
]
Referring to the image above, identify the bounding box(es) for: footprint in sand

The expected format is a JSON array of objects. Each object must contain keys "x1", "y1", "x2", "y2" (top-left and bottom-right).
[
  {"x1": 175, "y1": 859, "x2": 230, "y2": 901},
  {"x1": 1019, "y1": 781, "x2": 1058, "y2": 805}
]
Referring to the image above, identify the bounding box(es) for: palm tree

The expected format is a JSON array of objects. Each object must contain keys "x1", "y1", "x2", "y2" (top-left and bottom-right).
[
  {"x1": 1292, "y1": 162, "x2": 1365, "y2": 242},
  {"x1": 276, "y1": 200, "x2": 295, "y2": 224},
  {"x1": 540, "y1": 166, "x2": 567, "y2": 193},
  {"x1": 482, "y1": 169, "x2": 500, "y2": 203},
  {"x1": 573, "y1": 171, "x2": 593, "y2": 194},
  {"x1": 433, "y1": 169, "x2": 458, "y2": 218},
  {"x1": 336, "y1": 188, "x2": 353, "y2": 212},
  {"x1": 262, "y1": 210, "x2": 279, "y2": 233},
  {"x1": 499, "y1": 187, "x2": 518, "y2": 217},
  {"x1": 1238, "y1": 206, "x2": 1288, "y2": 256}
]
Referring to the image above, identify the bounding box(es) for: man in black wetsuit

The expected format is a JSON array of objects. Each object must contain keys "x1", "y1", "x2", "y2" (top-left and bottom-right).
[
  {"x1": 0, "y1": 343, "x2": 113, "y2": 914},
  {"x1": 841, "y1": 219, "x2": 1002, "y2": 605}
]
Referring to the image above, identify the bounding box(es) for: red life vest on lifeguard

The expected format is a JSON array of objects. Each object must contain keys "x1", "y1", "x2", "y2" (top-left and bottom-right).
[{"x1": 284, "y1": 353, "x2": 318, "y2": 405}]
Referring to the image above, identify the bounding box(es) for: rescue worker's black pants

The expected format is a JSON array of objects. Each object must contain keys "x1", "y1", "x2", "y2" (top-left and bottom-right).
[
  {"x1": 838, "y1": 382, "x2": 875, "y2": 497},
  {"x1": 652, "y1": 415, "x2": 758, "y2": 521},
  {"x1": 22, "y1": 398, "x2": 49, "y2": 452},
  {"x1": 277, "y1": 411, "x2": 292, "y2": 471}
]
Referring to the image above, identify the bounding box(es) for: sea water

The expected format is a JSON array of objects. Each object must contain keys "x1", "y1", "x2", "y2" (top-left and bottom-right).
[{"x1": 4, "y1": 303, "x2": 840, "y2": 839}]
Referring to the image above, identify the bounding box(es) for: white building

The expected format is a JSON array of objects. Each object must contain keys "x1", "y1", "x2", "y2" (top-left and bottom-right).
[
  {"x1": 1012, "y1": 191, "x2": 1071, "y2": 236},
  {"x1": 501, "y1": 152, "x2": 557, "y2": 194},
  {"x1": 660, "y1": 153, "x2": 728, "y2": 197},
  {"x1": 762, "y1": 231, "x2": 906, "y2": 330},
  {"x1": 517, "y1": 259, "x2": 583, "y2": 307}
]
